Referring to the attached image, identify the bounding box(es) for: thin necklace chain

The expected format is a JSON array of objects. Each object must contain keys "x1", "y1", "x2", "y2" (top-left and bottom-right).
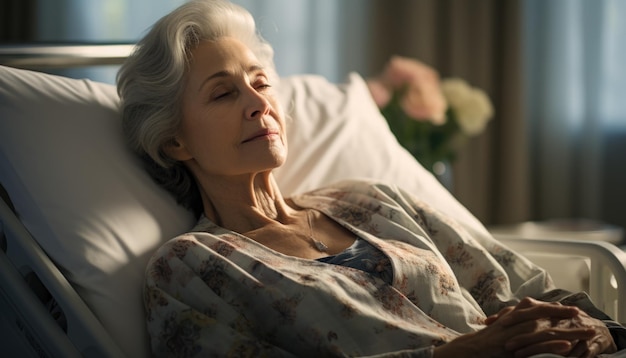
[{"x1": 306, "y1": 209, "x2": 329, "y2": 252}]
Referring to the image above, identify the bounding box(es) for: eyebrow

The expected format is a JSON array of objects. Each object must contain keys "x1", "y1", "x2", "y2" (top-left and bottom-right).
[{"x1": 197, "y1": 65, "x2": 265, "y2": 93}]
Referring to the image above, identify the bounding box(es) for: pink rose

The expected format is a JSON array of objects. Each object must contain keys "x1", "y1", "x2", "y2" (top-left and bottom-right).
[{"x1": 367, "y1": 56, "x2": 447, "y2": 125}]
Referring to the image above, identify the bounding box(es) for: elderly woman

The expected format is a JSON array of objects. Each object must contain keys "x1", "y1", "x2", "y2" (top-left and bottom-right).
[{"x1": 117, "y1": 0, "x2": 625, "y2": 357}]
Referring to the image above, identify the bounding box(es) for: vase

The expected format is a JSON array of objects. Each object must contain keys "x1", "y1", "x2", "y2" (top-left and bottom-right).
[{"x1": 432, "y1": 160, "x2": 453, "y2": 191}]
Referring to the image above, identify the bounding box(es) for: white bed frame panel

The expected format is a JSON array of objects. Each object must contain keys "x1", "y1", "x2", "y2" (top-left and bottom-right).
[{"x1": 497, "y1": 236, "x2": 626, "y2": 323}]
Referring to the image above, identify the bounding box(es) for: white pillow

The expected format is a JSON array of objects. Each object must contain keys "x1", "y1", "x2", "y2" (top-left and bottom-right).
[
  {"x1": 274, "y1": 73, "x2": 488, "y2": 238},
  {"x1": 0, "y1": 66, "x2": 489, "y2": 357},
  {"x1": 0, "y1": 65, "x2": 195, "y2": 357}
]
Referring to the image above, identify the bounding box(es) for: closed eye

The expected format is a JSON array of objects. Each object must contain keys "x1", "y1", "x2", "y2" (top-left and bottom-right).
[
  {"x1": 252, "y1": 75, "x2": 272, "y2": 92},
  {"x1": 213, "y1": 91, "x2": 232, "y2": 100}
]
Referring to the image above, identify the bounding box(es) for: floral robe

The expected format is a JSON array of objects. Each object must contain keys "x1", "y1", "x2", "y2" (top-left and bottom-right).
[{"x1": 144, "y1": 180, "x2": 624, "y2": 357}]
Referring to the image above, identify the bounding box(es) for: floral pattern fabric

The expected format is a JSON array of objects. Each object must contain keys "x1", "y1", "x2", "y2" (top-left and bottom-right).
[{"x1": 144, "y1": 180, "x2": 623, "y2": 357}]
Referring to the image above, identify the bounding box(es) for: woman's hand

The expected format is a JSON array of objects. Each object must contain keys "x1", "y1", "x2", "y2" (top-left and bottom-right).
[
  {"x1": 566, "y1": 312, "x2": 617, "y2": 357},
  {"x1": 486, "y1": 297, "x2": 617, "y2": 357},
  {"x1": 434, "y1": 297, "x2": 610, "y2": 358},
  {"x1": 366, "y1": 56, "x2": 447, "y2": 124},
  {"x1": 434, "y1": 317, "x2": 591, "y2": 358}
]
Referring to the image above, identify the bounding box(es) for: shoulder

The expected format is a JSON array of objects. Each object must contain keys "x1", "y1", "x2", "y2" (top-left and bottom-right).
[
  {"x1": 144, "y1": 231, "x2": 261, "y2": 298},
  {"x1": 146, "y1": 233, "x2": 201, "y2": 265},
  {"x1": 299, "y1": 178, "x2": 410, "y2": 204},
  {"x1": 146, "y1": 232, "x2": 243, "y2": 272}
]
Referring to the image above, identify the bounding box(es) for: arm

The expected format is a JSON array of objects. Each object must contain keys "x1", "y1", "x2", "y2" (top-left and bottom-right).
[
  {"x1": 144, "y1": 255, "x2": 297, "y2": 358},
  {"x1": 366, "y1": 183, "x2": 622, "y2": 356}
]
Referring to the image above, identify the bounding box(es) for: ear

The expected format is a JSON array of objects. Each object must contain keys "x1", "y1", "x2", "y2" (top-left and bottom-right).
[{"x1": 163, "y1": 137, "x2": 193, "y2": 161}]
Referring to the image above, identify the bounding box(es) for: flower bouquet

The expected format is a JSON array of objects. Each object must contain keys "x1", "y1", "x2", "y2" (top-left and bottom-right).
[{"x1": 368, "y1": 57, "x2": 494, "y2": 177}]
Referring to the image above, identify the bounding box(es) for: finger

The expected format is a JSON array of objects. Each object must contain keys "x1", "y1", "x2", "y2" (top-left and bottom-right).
[
  {"x1": 512, "y1": 340, "x2": 573, "y2": 358},
  {"x1": 514, "y1": 297, "x2": 542, "y2": 308},
  {"x1": 484, "y1": 315, "x2": 498, "y2": 325},
  {"x1": 569, "y1": 340, "x2": 588, "y2": 358},
  {"x1": 575, "y1": 338, "x2": 614, "y2": 358},
  {"x1": 494, "y1": 305, "x2": 516, "y2": 317},
  {"x1": 506, "y1": 328, "x2": 596, "y2": 352},
  {"x1": 484, "y1": 307, "x2": 515, "y2": 325},
  {"x1": 498, "y1": 303, "x2": 579, "y2": 327},
  {"x1": 581, "y1": 341, "x2": 602, "y2": 358},
  {"x1": 513, "y1": 297, "x2": 564, "y2": 310}
]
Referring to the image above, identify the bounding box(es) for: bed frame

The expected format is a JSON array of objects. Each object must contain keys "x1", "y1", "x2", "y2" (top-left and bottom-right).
[
  {"x1": 497, "y1": 235, "x2": 626, "y2": 321},
  {"x1": 0, "y1": 186, "x2": 125, "y2": 357},
  {"x1": 1, "y1": 44, "x2": 625, "y2": 357},
  {"x1": 0, "y1": 43, "x2": 133, "y2": 69},
  {"x1": 0, "y1": 43, "x2": 132, "y2": 358}
]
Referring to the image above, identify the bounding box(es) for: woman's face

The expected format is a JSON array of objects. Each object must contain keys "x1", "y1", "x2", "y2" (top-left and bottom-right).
[{"x1": 168, "y1": 37, "x2": 287, "y2": 179}]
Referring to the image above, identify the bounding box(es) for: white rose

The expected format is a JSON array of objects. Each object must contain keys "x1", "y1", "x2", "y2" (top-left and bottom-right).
[{"x1": 441, "y1": 78, "x2": 494, "y2": 136}]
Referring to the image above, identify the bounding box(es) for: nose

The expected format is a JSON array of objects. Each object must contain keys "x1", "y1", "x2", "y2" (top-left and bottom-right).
[{"x1": 244, "y1": 88, "x2": 270, "y2": 121}]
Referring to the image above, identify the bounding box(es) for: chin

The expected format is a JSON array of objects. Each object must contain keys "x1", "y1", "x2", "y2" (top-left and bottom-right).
[
  {"x1": 270, "y1": 156, "x2": 287, "y2": 170},
  {"x1": 269, "y1": 146, "x2": 288, "y2": 167},
  {"x1": 249, "y1": 154, "x2": 287, "y2": 174}
]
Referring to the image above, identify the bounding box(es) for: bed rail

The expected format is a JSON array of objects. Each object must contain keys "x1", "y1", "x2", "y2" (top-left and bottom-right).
[
  {"x1": 498, "y1": 235, "x2": 626, "y2": 323},
  {"x1": 0, "y1": 190, "x2": 126, "y2": 357},
  {"x1": 0, "y1": 43, "x2": 134, "y2": 69}
]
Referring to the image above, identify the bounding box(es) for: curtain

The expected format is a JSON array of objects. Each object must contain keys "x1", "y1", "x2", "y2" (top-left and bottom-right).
[
  {"x1": 366, "y1": 0, "x2": 528, "y2": 225},
  {"x1": 525, "y1": 0, "x2": 626, "y2": 230},
  {"x1": 235, "y1": 0, "x2": 527, "y2": 226},
  {"x1": 0, "y1": 0, "x2": 36, "y2": 42},
  {"x1": 232, "y1": 0, "x2": 371, "y2": 82}
]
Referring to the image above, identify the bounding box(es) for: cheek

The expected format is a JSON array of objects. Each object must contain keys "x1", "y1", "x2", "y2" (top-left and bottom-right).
[
  {"x1": 270, "y1": 98, "x2": 288, "y2": 139},
  {"x1": 179, "y1": 110, "x2": 239, "y2": 158},
  {"x1": 193, "y1": 120, "x2": 238, "y2": 155}
]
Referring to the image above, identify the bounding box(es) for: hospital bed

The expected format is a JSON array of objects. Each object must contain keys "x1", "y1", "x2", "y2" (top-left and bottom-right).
[{"x1": 1, "y1": 44, "x2": 625, "y2": 358}]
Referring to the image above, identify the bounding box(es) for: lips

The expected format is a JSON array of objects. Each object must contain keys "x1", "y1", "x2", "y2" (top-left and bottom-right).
[{"x1": 242, "y1": 128, "x2": 280, "y2": 143}]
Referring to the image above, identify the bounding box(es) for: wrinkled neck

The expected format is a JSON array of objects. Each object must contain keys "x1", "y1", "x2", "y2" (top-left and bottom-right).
[{"x1": 197, "y1": 171, "x2": 297, "y2": 233}]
